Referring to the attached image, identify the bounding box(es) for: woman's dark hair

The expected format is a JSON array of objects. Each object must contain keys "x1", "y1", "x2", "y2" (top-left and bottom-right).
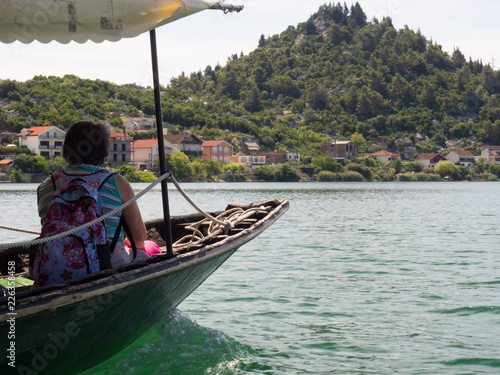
[{"x1": 62, "y1": 120, "x2": 110, "y2": 165}]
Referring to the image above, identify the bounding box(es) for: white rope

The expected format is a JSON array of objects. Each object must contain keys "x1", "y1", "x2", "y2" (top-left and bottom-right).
[
  {"x1": 172, "y1": 206, "x2": 269, "y2": 249},
  {"x1": 0, "y1": 171, "x2": 172, "y2": 250},
  {"x1": 169, "y1": 174, "x2": 232, "y2": 230}
]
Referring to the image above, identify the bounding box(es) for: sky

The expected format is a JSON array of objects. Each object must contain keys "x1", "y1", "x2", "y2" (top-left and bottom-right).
[{"x1": 1, "y1": 0, "x2": 499, "y2": 86}]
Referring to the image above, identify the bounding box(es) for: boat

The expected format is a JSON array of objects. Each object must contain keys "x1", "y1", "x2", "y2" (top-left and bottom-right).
[
  {"x1": 0, "y1": 3, "x2": 267, "y2": 372},
  {"x1": 0, "y1": 198, "x2": 289, "y2": 374}
]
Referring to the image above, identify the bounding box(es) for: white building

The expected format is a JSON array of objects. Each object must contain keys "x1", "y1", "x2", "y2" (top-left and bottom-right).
[
  {"x1": 18, "y1": 126, "x2": 66, "y2": 160},
  {"x1": 481, "y1": 147, "x2": 500, "y2": 165},
  {"x1": 445, "y1": 150, "x2": 475, "y2": 168},
  {"x1": 121, "y1": 116, "x2": 156, "y2": 132},
  {"x1": 132, "y1": 139, "x2": 175, "y2": 171}
]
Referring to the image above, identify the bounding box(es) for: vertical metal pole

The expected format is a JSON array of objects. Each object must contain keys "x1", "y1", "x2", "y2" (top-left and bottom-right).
[{"x1": 150, "y1": 29, "x2": 173, "y2": 256}]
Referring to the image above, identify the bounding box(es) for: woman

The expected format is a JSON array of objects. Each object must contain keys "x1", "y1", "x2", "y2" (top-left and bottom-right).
[{"x1": 36, "y1": 120, "x2": 149, "y2": 275}]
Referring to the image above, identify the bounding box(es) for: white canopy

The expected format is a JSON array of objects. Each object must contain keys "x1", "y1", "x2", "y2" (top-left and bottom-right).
[{"x1": 0, "y1": 0, "x2": 241, "y2": 44}]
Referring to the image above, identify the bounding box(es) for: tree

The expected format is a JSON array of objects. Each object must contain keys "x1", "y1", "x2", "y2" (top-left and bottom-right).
[
  {"x1": 253, "y1": 165, "x2": 275, "y2": 181},
  {"x1": 9, "y1": 169, "x2": 29, "y2": 183},
  {"x1": 274, "y1": 164, "x2": 301, "y2": 182},
  {"x1": 392, "y1": 158, "x2": 402, "y2": 174},
  {"x1": 434, "y1": 160, "x2": 467, "y2": 180},
  {"x1": 117, "y1": 165, "x2": 139, "y2": 182},
  {"x1": 12, "y1": 155, "x2": 50, "y2": 174},
  {"x1": 305, "y1": 19, "x2": 317, "y2": 35},
  {"x1": 170, "y1": 152, "x2": 192, "y2": 180},
  {"x1": 351, "y1": 132, "x2": 366, "y2": 147},
  {"x1": 345, "y1": 163, "x2": 372, "y2": 180},
  {"x1": 312, "y1": 155, "x2": 343, "y2": 172},
  {"x1": 204, "y1": 159, "x2": 223, "y2": 178},
  {"x1": 116, "y1": 165, "x2": 155, "y2": 182},
  {"x1": 403, "y1": 161, "x2": 423, "y2": 173},
  {"x1": 258, "y1": 34, "x2": 267, "y2": 47},
  {"x1": 241, "y1": 79, "x2": 263, "y2": 112},
  {"x1": 48, "y1": 156, "x2": 68, "y2": 172},
  {"x1": 350, "y1": 2, "x2": 367, "y2": 27},
  {"x1": 190, "y1": 159, "x2": 207, "y2": 178}
]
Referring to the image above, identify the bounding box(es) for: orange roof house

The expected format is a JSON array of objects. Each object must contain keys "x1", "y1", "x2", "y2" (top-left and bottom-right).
[
  {"x1": 0, "y1": 159, "x2": 13, "y2": 173},
  {"x1": 202, "y1": 140, "x2": 233, "y2": 163},
  {"x1": 16, "y1": 126, "x2": 54, "y2": 137},
  {"x1": 17, "y1": 126, "x2": 66, "y2": 160}
]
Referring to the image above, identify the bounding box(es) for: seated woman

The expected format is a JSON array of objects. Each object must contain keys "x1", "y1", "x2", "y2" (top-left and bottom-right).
[{"x1": 34, "y1": 120, "x2": 152, "y2": 285}]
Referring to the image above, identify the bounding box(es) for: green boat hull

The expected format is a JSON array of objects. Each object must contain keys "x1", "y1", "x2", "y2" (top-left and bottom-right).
[
  {"x1": 1, "y1": 247, "x2": 237, "y2": 374},
  {"x1": 0, "y1": 199, "x2": 289, "y2": 375}
]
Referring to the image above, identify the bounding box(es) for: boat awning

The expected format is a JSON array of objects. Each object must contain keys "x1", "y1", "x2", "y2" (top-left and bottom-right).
[{"x1": 0, "y1": 0, "x2": 242, "y2": 44}]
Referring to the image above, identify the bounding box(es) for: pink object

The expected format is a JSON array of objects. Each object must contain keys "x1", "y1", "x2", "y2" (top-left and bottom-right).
[
  {"x1": 126, "y1": 240, "x2": 162, "y2": 257},
  {"x1": 140, "y1": 240, "x2": 162, "y2": 256}
]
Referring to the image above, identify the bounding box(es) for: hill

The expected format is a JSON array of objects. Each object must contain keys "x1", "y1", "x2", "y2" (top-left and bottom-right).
[{"x1": 1, "y1": 2, "x2": 500, "y2": 159}]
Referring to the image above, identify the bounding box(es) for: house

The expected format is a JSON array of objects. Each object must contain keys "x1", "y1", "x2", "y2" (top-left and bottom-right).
[
  {"x1": 121, "y1": 116, "x2": 156, "y2": 132},
  {"x1": 241, "y1": 142, "x2": 260, "y2": 155},
  {"x1": 415, "y1": 153, "x2": 447, "y2": 168},
  {"x1": 259, "y1": 151, "x2": 301, "y2": 165},
  {"x1": 164, "y1": 134, "x2": 203, "y2": 159},
  {"x1": 367, "y1": 150, "x2": 400, "y2": 163},
  {"x1": 481, "y1": 146, "x2": 500, "y2": 165},
  {"x1": 202, "y1": 140, "x2": 233, "y2": 163},
  {"x1": 17, "y1": 126, "x2": 66, "y2": 160},
  {"x1": 320, "y1": 140, "x2": 358, "y2": 160},
  {"x1": 107, "y1": 130, "x2": 134, "y2": 169},
  {"x1": 445, "y1": 150, "x2": 475, "y2": 168},
  {"x1": 132, "y1": 139, "x2": 175, "y2": 171},
  {"x1": 0, "y1": 159, "x2": 12, "y2": 173},
  {"x1": 233, "y1": 154, "x2": 266, "y2": 169}
]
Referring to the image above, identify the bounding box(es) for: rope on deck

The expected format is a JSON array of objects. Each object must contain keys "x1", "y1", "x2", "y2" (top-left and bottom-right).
[{"x1": 0, "y1": 171, "x2": 244, "y2": 253}]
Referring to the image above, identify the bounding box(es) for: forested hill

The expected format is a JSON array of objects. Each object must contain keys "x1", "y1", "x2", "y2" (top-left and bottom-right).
[{"x1": 1, "y1": 2, "x2": 500, "y2": 157}]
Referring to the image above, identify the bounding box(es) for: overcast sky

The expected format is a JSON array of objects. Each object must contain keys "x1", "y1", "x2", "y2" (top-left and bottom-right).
[{"x1": 1, "y1": 0, "x2": 499, "y2": 86}]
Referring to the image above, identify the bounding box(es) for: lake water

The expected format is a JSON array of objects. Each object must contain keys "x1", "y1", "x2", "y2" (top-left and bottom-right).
[{"x1": 1, "y1": 182, "x2": 499, "y2": 374}]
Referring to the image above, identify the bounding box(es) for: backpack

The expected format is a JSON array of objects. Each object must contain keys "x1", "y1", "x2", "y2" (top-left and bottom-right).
[{"x1": 33, "y1": 170, "x2": 115, "y2": 286}]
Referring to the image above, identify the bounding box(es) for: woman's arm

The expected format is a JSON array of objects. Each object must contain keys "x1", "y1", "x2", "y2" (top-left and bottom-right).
[{"x1": 114, "y1": 174, "x2": 147, "y2": 249}]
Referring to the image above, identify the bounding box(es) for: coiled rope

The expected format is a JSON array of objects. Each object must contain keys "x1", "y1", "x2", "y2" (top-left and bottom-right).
[{"x1": 173, "y1": 205, "x2": 268, "y2": 250}]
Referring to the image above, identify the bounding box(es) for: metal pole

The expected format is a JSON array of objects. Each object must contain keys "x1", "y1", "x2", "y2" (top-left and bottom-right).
[{"x1": 150, "y1": 29, "x2": 173, "y2": 256}]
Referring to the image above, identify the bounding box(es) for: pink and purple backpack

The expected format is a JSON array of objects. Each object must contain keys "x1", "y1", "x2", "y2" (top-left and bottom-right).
[{"x1": 33, "y1": 170, "x2": 115, "y2": 286}]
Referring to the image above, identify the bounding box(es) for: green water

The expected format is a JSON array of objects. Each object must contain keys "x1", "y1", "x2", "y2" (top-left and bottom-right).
[{"x1": 1, "y1": 182, "x2": 499, "y2": 374}]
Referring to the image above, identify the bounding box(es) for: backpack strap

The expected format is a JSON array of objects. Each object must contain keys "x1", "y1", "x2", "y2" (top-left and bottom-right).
[
  {"x1": 50, "y1": 169, "x2": 62, "y2": 190},
  {"x1": 98, "y1": 171, "x2": 116, "y2": 190},
  {"x1": 109, "y1": 215, "x2": 137, "y2": 260}
]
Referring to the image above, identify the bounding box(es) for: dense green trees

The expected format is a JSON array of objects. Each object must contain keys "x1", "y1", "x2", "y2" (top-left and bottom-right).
[
  {"x1": 1, "y1": 2, "x2": 499, "y2": 178},
  {"x1": 12, "y1": 155, "x2": 50, "y2": 174},
  {"x1": 253, "y1": 164, "x2": 301, "y2": 182},
  {"x1": 151, "y1": 152, "x2": 232, "y2": 181},
  {"x1": 434, "y1": 160, "x2": 471, "y2": 180},
  {"x1": 115, "y1": 165, "x2": 156, "y2": 183}
]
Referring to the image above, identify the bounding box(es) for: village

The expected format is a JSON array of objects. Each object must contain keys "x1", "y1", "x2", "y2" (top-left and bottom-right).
[{"x1": 1, "y1": 116, "x2": 500, "y2": 182}]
